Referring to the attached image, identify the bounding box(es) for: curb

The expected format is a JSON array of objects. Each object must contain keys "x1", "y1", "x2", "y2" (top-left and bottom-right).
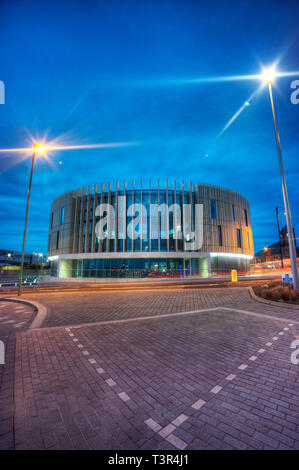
[
  {"x1": 0, "y1": 297, "x2": 48, "y2": 328},
  {"x1": 248, "y1": 286, "x2": 299, "y2": 311}
]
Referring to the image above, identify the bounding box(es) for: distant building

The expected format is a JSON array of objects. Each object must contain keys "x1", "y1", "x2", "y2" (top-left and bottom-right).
[
  {"x1": 0, "y1": 249, "x2": 32, "y2": 266},
  {"x1": 0, "y1": 249, "x2": 46, "y2": 267},
  {"x1": 254, "y1": 225, "x2": 299, "y2": 264}
]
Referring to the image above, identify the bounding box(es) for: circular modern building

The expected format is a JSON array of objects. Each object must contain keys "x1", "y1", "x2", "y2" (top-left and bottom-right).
[{"x1": 47, "y1": 181, "x2": 254, "y2": 279}]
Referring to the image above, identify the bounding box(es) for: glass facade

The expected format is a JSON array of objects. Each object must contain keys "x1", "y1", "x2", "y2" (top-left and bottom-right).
[
  {"x1": 218, "y1": 225, "x2": 222, "y2": 246},
  {"x1": 237, "y1": 228, "x2": 242, "y2": 248},
  {"x1": 78, "y1": 189, "x2": 193, "y2": 254},
  {"x1": 62, "y1": 257, "x2": 206, "y2": 279},
  {"x1": 210, "y1": 199, "x2": 217, "y2": 219},
  {"x1": 244, "y1": 209, "x2": 248, "y2": 226},
  {"x1": 60, "y1": 207, "x2": 65, "y2": 225}
]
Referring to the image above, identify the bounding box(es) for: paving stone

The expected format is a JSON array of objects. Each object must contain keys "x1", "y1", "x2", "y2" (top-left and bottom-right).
[
  {"x1": 0, "y1": 301, "x2": 36, "y2": 450},
  {"x1": 191, "y1": 398, "x2": 206, "y2": 410},
  {"x1": 158, "y1": 423, "x2": 176, "y2": 438},
  {"x1": 1, "y1": 288, "x2": 298, "y2": 450},
  {"x1": 165, "y1": 433, "x2": 187, "y2": 450},
  {"x1": 171, "y1": 413, "x2": 189, "y2": 427}
]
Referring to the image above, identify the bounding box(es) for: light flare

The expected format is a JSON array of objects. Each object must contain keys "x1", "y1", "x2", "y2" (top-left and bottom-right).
[
  {"x1": 218, "y1": 86, "x2": 262, "y2": 137},
  {"x1": 128, "y1": 70, "x2": 299, "y2": 88},
  {"x1": 261, "y1": 66, "x2": 277, "y2": 84},
  {"x1": 0, "y1": 141, "x2": 138, "y2": 153},
  {"x1": 0, "y1": 137, "x2": 139, "y2": 173}
]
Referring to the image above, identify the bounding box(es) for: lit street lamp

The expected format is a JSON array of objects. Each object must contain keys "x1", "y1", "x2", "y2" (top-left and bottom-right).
[
  {"x1": 262, "y1": 66, "x2": 299, "y2": 290},
  {"x1": 263, "y1": 246, "x2": 268, "y2": 262},
  {"x1": 0, "y1": 138, "x2": 133, "y2": 295},
  {"x1": 18, "y1": 143, "x2": 45, "y2": 296}
]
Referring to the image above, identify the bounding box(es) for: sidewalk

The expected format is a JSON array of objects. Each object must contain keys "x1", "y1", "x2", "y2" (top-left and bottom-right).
[
  {"x1": 7, "y1": 288, "x2": 299, "y2": 450},
  {"x1": 0, "y1": 300, "x2": 36, "y2": 450}
]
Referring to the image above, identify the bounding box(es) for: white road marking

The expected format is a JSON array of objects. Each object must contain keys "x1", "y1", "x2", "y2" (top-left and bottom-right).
[
  {"x1": 191, "y1": 398, "x2": 206, "y2": 410},
  {"x1": 166, "y1": 433, "x2": 187, "y2": 450},
  {"x1": 158, "y1": 423, "x2": 176, "y2": 438},
  {"x1": 171, "y1": 414, "x2": 188, "y2": 427},
  {"x1": 65, "y1": 304, "x2": 294, "y2": 452},
  {"x1": 68, "y1": 306, "x2": 221, "y2": 330},
  {"x1": 72, "y1": 332, "x2": 132, "y2": 412},
  {"x1": 67, "y1": 305, "x2": 299, "y2": 335},
  {"x1": 225, "y1": 374, "x2": 236, "y2": 381},
  {"x1": 106, "y1": 378, "x2": 116, "y2": 387},
  {"x1": 143, "y1": 319, "x2": 288, "y2": 451},
  {"x1": 218, "y1": 307, "x2": 299, "y2": 325},
  {"x1": 118, "y1": 392, "x2": 130, "y2": 402},
  {"x1": 144, "y1": 418, "x2": 162, "y2": 432},
  {"x1": 210, "y1": 385, "x2": 223, "y2": 394}
]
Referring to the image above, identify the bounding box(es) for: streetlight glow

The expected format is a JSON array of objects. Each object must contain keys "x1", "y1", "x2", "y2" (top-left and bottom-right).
[
  {"x1": 261, "y1": 66, "x2": 277, "y2": 84},
  {"x1": 33, "y1": 143, "x2": 45, "y2": 153},
  {"x1": 15, "y1": 136, "x2": 138, "y2": 295}
]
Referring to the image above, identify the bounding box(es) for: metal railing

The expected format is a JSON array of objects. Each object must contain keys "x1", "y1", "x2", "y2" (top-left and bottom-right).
[{"x1": 0, "y1": 267, "x2": 56, "y2": 289}]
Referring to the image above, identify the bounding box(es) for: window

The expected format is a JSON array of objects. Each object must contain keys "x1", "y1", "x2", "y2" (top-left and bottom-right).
[
  {"x1": 50, "y1": 212, "x2": 54, "y2": 228},
  {"x1": 247, "y1": 232, "x2": 250, "y2": 250},
  {"x1": 60, "y1": 207, "x2": 65, "y2": 225},
  {"x1": 237, "y1": 229, "x2": 242, "y2": 248},
  {"x1": 244, "y1": 209, "x2": 248, "y2": 226},
  {"x1": 218, "y1": 225, "x2": 222, "y2": 246},
  {"x1": 210, "y1": 199, "x2": 217, "y2": 219},
  {"x1": 232, "y1": 204, "x2": 235, "y2": 221},
  {"x1": 56, "y1": 231, "x2": 60, "y2": 249}
]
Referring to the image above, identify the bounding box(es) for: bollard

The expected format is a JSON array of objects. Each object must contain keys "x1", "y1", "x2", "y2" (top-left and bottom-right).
[
  {"x1": 0, "y1": 340, "x2": 4, "y2": 365},
  {"x1": 288, "y1": 282, "x2": 292, "y2": 303}
]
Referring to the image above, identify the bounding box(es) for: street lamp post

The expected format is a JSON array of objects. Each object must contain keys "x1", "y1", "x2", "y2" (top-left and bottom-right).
[
  {"x1": 263, "y1": 246, "x2": 268, "y2": 263},
  {"x1": 276, "y1": 206, "x2": 284, "y2": 269},
  {"x1": 18, "y1": 143, "x2": 44, "y2": 296},
  {"x1": 263, "y1": 68, "x2": 299, "y2": 291}
]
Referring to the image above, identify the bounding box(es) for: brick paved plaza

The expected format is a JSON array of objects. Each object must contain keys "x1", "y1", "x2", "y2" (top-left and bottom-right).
[{"x1": 0, "y1": 287, "x2": 298, "y2": 450}]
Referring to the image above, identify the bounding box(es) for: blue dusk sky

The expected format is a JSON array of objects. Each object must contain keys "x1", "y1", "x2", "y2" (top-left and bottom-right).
[{"x1": 0, "y1": 0, "x2": 298, "y2": 254}]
